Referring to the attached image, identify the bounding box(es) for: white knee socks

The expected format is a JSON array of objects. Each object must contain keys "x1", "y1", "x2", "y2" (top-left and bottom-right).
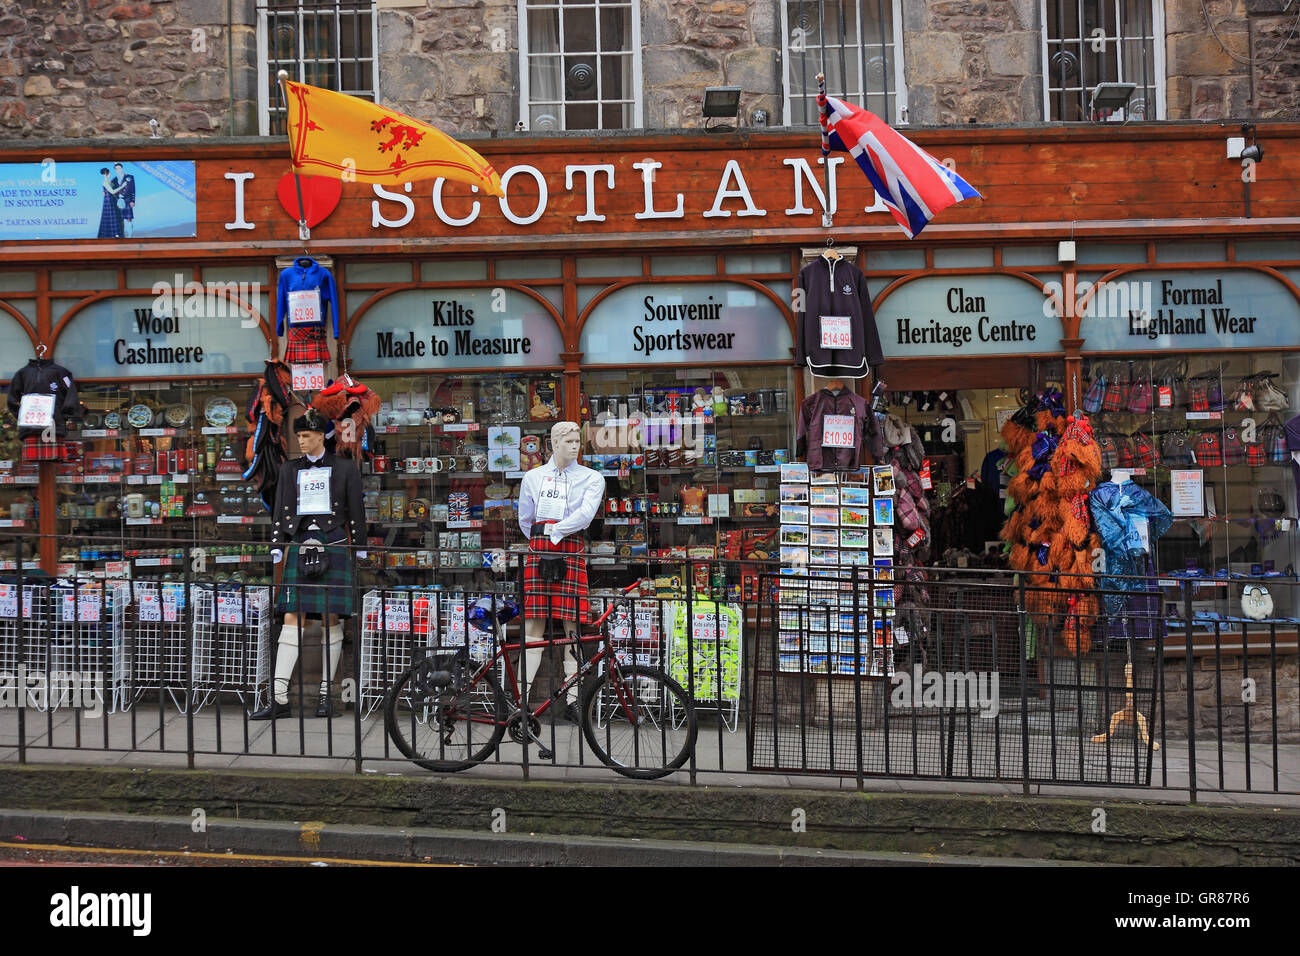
[
  {"x1": 272, "y1": 622, "x2": 344, "y2": 704},
  {"x1": 523, "y1": 630, "x2": 580, "y2": 703},
  {"x1": 272, "y1": 624, "x2": 301, "y2": 705}
]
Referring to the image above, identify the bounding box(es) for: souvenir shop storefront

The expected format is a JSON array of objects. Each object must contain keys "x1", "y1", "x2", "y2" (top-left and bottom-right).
[{"x1": 2, "y1": 127, "x2": 1300, "y2": 644}]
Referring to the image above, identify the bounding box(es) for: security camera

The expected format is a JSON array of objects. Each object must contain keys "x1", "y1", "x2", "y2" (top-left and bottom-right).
[{"x1": 1241, "y1": 143, "x2": 1264, "y2": 163}]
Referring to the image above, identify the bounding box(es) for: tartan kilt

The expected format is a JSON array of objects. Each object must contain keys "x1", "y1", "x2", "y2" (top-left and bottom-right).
[
  {"x1": 523, "y1": 523, "x2": 589, "y2": 622},
  {"x1": 22, "y1": 436, "x2": 72, "y2": 461},
  {"x1": 283, "y1": 325, "x2": 332, "y2": 366},
  {"x1": 277, "y1": 528, "x2": 355, "y2": 617}
]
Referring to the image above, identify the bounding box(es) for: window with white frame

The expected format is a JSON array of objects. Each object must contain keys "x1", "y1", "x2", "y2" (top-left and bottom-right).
[
  {"x1": 257, "y1": 0, "x2": 378, "y2": 136},
  {"x1": 1042, "y1": 0, "x2": 1163, "y2": 121},
  {"x1": 519, "y1": 0, "x2": 641, "y2": 131},
  {"x1": 781, "y1": 0, "x2": 905, "y2": 125}
]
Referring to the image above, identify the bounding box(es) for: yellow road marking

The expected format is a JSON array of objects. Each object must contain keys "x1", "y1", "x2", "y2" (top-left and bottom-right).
[{"x1": 0, "y1": 840, "x2": 459, "y2": 867}]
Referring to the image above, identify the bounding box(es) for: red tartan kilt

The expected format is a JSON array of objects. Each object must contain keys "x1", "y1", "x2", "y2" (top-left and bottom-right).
[
  {"x1": 21, "y1": 436, "x2": 72, "y2": 461},
  {"x1": 523, "y1": 524, "x2": 589, "y2": 622},
  {"x1": 283, "y1": 325, "x2": 332, "y2": 366}
]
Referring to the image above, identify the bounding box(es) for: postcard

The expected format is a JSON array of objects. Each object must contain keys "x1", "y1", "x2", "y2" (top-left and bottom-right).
[
  {"x1": 810, "y1": 548, "x2": 839, "y2": 565},
  {"x1": 873, "y1": 498, "x2": 895, "y2": 525},
  {"x1": 780, "y1": 463, "x2": 810, "y2": 483},
  {"x1": 780, "y1": 546, "x2": 809, "y2": 566},
  {"x1": 779, "y1": 504, "x2": 809, "y2": 525},
  {"x1": 840, "y1": 528, "x2": 872, "y2": 549},
  {"x1": 872, "y1": 465, "x2": 896, "y2": 496},
  {"x1": 809, "y1": 486, "x2": 839, "y2": 506},
  {"x1": 840, "y1": 506, "x2": 870, "y2": 527},
  {"x1": 779, "y1": 483, "x2": 810, "y2": 504},
  {"x1": 809, "y1": 528, "x2": 839, "y2": 548},
  {"x1": 780, "y1": 525, "x2": 810, "y2": 546},
  {"x1": 872, "y1": 528, "x2": 895, "y2": 556},
  {"x1": 839, "y1": 485, "x2": 871, "y2": 507},
  {"x1": 809, "y1": 506, "x2": 839, "y2": 527}
]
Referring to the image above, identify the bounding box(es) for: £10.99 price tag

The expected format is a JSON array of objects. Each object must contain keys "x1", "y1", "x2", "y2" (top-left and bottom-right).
[
  {"x1": 819, "y1": 315, "x2": 852, "y2": 350},
  {"x1": 287, "y1": 288, "x2": 321, "y2": 326},
  {"x1": 822, "y1": 414, "x2": 856, "y2": 449},
  {"x1": 291, "y1": 363, "x2": 325, "y2": 392},
  {"x1": 217, "y1": 592, "x2": 244, "y2": 626}
]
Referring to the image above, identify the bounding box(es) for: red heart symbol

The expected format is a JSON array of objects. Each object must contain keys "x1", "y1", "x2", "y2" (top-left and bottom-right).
[{"x1": 276, "y1": 172, "x2": 342, "y2": 228}]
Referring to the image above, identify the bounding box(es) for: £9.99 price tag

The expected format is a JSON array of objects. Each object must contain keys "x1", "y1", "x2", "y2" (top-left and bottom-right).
[
  {"x1": 822, "y1": 414, "x2": 856, "y2": 449},
  {"x1": 819, "y1": 315, "x2": 852, "y2": 350},
  {"x1": 291, "y1": 363, "x2": 325, "y2": 392},
  {"x1": 17, "y1": 393, "x2": 55, "y2": 429},
  {"x1": 287, "y1": 288, "x2": 321, "y2": 327},
  {"x1": 217, "y1": 592, "x2": 244, "y2": 626}
]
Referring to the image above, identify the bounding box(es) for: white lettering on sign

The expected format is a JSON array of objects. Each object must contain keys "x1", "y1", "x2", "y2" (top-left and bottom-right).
[
  {"x1": 371, "y1": 182, "x2": 415, "y2": 228},
  {"x1": 291, "y1": 363, "x2": 325, "y2": 391},
  {"x1": 702, "y1": 160, "x2": 767, "y2": 219},
  {"x1": 565, "y1": 164, "x2": 615, "y2": 223},
  {"x1": 224, "y1": 171, "x2": 256, "y2": 231},
  {"x1": 17, "y1": 394, "x2": 55, "y2": 428},
  {"x1": 823, "y1": 414, "x2": 856, "y2": 449},
  {"x1": 287, "y1": 289, "x2": 321, "y2": 327},
  {"x1": 497, "y1": 165, "x2": 547, "y2": 226},
  {"x1": 820, "y1": 315, "x2": 852, "y2": 350},
  {"x1": 432, "y1": 178, "x2": 481, "y2": 227}
]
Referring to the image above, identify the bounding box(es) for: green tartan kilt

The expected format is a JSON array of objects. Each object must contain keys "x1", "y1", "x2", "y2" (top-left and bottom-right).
[{"x1": 277, "y1": 530, "x2": 356, "y2": 617}]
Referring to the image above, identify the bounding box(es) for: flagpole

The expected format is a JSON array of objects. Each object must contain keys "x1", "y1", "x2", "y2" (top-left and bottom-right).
[
  {"x1": 815, "y1": 72, "x2": 833, "y2": 228},
  {"x1": 276, "y1": 69, "x2": 311, "y2": 243}
]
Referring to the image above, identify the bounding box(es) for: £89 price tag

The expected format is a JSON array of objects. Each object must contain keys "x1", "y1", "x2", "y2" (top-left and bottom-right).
[
  {"x1": 287, "y1": 288, "x2": 321, "y2": 326},
  {"x1": 819, "y1": 315, "x2": 852, "y2": 350},
  {"x1": 822, "y1": 414, "x2": 856, "y2": 449},
  {"x1": 384, "y1": 598, "x2": 410, "y2": 632},
  {"x1": 291, "y1": 363, "x2": 325, "y2": 392},
  {"x1": 217, "y1": 592, "x2": 244, "y2": 626},
  {"x1": 0, "y1": 584, "x2": 16, "y2": 618}
]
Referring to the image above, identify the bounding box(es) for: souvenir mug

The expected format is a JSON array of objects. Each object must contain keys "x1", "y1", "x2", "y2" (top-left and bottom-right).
[
  {"x1": 404, "y1": 458, "x2": 424, "y2": 474},
  {"x1": 373, "y1": 456, "x2": 389, "y2": 473},
  {"x1": 423, "y1": 457, "x2": 439, "y2": 473}
]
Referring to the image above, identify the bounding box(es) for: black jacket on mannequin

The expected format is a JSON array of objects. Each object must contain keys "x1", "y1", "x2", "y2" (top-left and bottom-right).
[
  {"x1": 7, "y1": 359, "x2": 79, "y2": 439},
  {"x1": 796, "y1": 256, "x2": 882, "y2": 380},
  {"x1": 270, "y1": 451, "x2": 366, "y2": 548}
]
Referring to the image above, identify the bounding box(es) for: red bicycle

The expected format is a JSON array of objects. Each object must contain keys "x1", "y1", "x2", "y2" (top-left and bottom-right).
[{"x1": 384, "y1": 582, "x2": 698, "y2": 780}]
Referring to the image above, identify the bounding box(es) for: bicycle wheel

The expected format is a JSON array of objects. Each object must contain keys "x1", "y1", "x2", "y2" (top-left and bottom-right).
[
  {"x1": 384, "y1": 660, "x2": 506, "y2": 772},
  {"x1": 580, "y1": 664, "x2": 697, "y2": 780}
]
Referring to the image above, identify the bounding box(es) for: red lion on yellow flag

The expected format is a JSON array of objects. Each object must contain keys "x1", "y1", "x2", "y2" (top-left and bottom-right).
[{"x1": 283, "y1": 79, "x2": 504, "y2": 196}]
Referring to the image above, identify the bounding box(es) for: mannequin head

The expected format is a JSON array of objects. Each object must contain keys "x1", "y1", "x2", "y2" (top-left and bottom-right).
[
  {"x1": 294, "y1": 409, "x2": 329, "y2": 458},
  {"x1": 550, "y1": 421, "x2": 582, "y2": 468}
]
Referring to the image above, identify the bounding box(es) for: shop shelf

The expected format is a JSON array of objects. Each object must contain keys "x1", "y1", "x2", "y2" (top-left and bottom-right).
[{"x1": 215, "y1": 515, "x2": 270, "y2": 525}]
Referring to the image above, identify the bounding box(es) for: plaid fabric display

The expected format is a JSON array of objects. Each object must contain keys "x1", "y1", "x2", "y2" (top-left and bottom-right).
[
  {"x1": 1262, "y1": 416, "x2": 1289, "y2": 463},
  {"x1": 1096, "y1": 433, "x2": 1119, "y2": 470},
  {"x1": 1115, "y1": 434, "x2": 1136, "y2": 468},
  {"x1": 1230, "y1": 377, "x2": 1256, "y2": 412},
  {"x1": 1193, "y1": 430, "x2": 1223, "y2": 467},
  {"x1": 1129, "y1": 431, "x2": 1160, "y2": 469},
  {"x1": 1222, "y1": 426, "x2": 1246, "y2": 466},
  {"x1": 21, "y1": 436, "x2": 73, "y2": 461},
  {"x1": 1245, "y1": 436, "x2": 1268, "y2": 467},
  {"x1": 1162, "y1": 429, "x2": 1194, "y2": 465},
  {"x1": 1186, "y1": 374, "x2": 1212, "y2": 412},
  {"x1": 1101, "y1": 363, "x2": 1130, "y2": 412},
  {"x1": 1127, "y1": 377, "x2": 1153, "y2": 414},
  {"x1": 1081, "y1": 371, "x2": 1106, "y2": 414}
]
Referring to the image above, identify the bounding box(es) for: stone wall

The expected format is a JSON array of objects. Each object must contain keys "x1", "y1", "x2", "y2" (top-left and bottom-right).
[
  {"x1": 1162, "y1": 653, "x2": 1300, "y2": 741},
  {"x1": 0, "y1": 0, "x2": 258, "y2": 139}
]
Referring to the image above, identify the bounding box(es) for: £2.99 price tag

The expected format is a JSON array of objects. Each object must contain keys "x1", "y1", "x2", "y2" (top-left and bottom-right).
[
  {"x1": 17, "y1": 393, "x2": 55, "y2": 429},
  {"x1": 287, "y1": 288, "x2": 321, "y2": 326},
  {"x1": 217, "y1": 592, "x2": 244, "y2": 626},
  {"x1": 291, "y1": 363, "x2": 325, "y2": 392},
  {"x1": 822, "y1": 414, "x2": 856, "y2": 449},
  {"x1": 819, "y1": 315, "x2": 853, "y2": 350}
]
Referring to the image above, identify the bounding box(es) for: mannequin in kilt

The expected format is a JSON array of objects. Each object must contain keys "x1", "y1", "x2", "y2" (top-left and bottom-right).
[
  {"x1": 517, "y1": 422, "x2": 606, "y2": 720},
  {"x1": 252, "y1": 410, "x2": 366, "y2": 720}
]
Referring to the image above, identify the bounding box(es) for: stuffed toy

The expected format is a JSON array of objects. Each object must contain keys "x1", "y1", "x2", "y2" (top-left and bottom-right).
[{"x1": 519, "y1": 434, "x2": 544, "y2": 471}]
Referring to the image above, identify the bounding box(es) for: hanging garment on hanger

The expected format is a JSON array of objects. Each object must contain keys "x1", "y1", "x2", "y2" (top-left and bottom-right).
[
  {"x1": 797, "y1": 387, "x2": 869, "y2": 472},
  {"x1": 1088, "y1": 479, "x2": 1172, "y2": 617},
  {"x1": 276, "y1": 256, "x2": 339, "y2": 366},
  {"x1": 7, "y1": 357, "x2": 80, "y2": 440},
  {"x1": 795, "y1": 256, "x2": 882, "y2": 380}
]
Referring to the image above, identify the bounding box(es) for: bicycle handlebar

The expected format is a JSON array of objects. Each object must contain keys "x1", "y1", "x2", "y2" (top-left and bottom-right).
[{"x1": 588, "y1": 579, "x2": 646, "y2": 629}]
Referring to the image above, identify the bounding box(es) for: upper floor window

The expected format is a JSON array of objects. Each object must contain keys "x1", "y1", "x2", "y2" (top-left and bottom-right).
[
  {"x1": 1042, "y1": 0, "x2": 1163, "y2": 121},
  {"x1": 781, "y1": 1, "x2": 906, "y2": 125},
  {"x1": 519, "y1": 0, "x2": 642, "y2": 131},
  {"x1": 257, "y1": 0, "x2": 378, "y2": 136}
]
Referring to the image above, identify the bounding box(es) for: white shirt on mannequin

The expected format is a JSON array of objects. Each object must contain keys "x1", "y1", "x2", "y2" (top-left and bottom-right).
[{"x1": 518, "y1": 456, "x2": 605, "y2": 545}]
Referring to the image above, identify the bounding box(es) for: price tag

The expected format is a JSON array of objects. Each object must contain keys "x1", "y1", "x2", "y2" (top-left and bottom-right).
[
  {"x1": 291, "y1": 363, "x2": 325, "y2": 392},
  {"x1": 78, "y1": 592, "x2": 102, "y2": 623},
  {"x1": 1157, "y1": 385, "x2": 1172, "y2": 408},
  {"x1": 162, "y1": 589, "x2": 179, "y2": 623},
  {"x1": 287, "y1": 288, "x2": 321, "y2": 326},
  {"x1": 919, "y1": 459, "x2": 933, "y2": 490},
  {"x1": 819, "y1": 315, "x2": 853, "y2": 350},
  {"x1": 297, "y1": 467, "x2": 332, "y2": 515},
  {"x1": 104, "y1": 561, "x2": 129, "y2": 579},
  {"x1": 535, "y1": 474, "x2": 568, "y2": 522},
  {"x1": 0, "y1": 584, "x2": 16, "y2": 618},
  {"x1": 217, "y1": 592, "x2": 244, "y2": 626},
  {"x1": 138, "y1": 591, "x2": 161, "y2": 622},
  {"x1": 17, "y1": 393, "x2": 55, "y2": 428},
  {"x1": 383, "y1": 597, "x2": 411, "y2": 632},
  {"x1": 822, "y1": 414, "x2": 855, "y2": 449}
]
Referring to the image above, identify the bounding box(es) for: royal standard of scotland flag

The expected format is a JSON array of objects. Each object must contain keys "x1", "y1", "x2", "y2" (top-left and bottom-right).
[{"x1": 818, "y1": 92, "x2": 981, "y2": 238}]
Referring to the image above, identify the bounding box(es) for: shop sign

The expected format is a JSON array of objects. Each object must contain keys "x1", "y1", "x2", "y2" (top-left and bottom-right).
[
  {"x1": 1079, "y1": 270, "x2": 1300, "y2": 351},
  {"x1": 0, "y1": 308, "x2": 34, "y2": 377},
  {"x1": 53, "y1": 294, "x2": 269, "y2": 377},
  {"x1": 1, "y1": 160, "x2": 197, "y2": 240},
  {"x1": 874, "y1": 275, "x2": 1061, "y2": 358},
  {"x1": 580, "y1": 282, "x2": 792, "y2": 364},
  {"x1": 348, "y1": 288, "x2": 563, "y2": 371}
]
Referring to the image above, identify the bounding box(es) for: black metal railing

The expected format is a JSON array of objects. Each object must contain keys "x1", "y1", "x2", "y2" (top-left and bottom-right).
[{"x1": 1, "y1": 530, "x2": 1297, "y2": 802}]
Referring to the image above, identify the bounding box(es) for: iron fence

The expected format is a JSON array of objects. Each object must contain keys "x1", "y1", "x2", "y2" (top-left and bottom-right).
[{"x1": 0, "y1": 531, "x2": 1296, "y2": 803}]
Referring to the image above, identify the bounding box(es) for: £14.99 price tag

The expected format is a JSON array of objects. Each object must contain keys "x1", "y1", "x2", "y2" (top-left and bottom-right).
[
  {"x1": 819, "y1": 315, "x2": 852, "y2": 350},
  {"x1": 291, "y1": 363, "x2": 325, "y2": 392},
  {"x1": 217, "y1": 592, "x2": 244, "y2": 626},
  {"x1": 287, "y1": 288, "x2": 321, "y2": 326},
  {"x1": 822, "y1": 414, "x2": 856, "y2": 449}
]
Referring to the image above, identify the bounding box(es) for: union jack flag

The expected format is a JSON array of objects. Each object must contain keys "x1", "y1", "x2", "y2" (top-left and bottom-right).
[{"x1": 818, "y1": 92, "x2": 981, "y2": 238}]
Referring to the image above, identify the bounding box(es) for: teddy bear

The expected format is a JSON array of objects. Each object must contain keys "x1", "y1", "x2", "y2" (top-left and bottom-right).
[{"x1": 519, "y1": 434, "x2": 544, "y2": 471}]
